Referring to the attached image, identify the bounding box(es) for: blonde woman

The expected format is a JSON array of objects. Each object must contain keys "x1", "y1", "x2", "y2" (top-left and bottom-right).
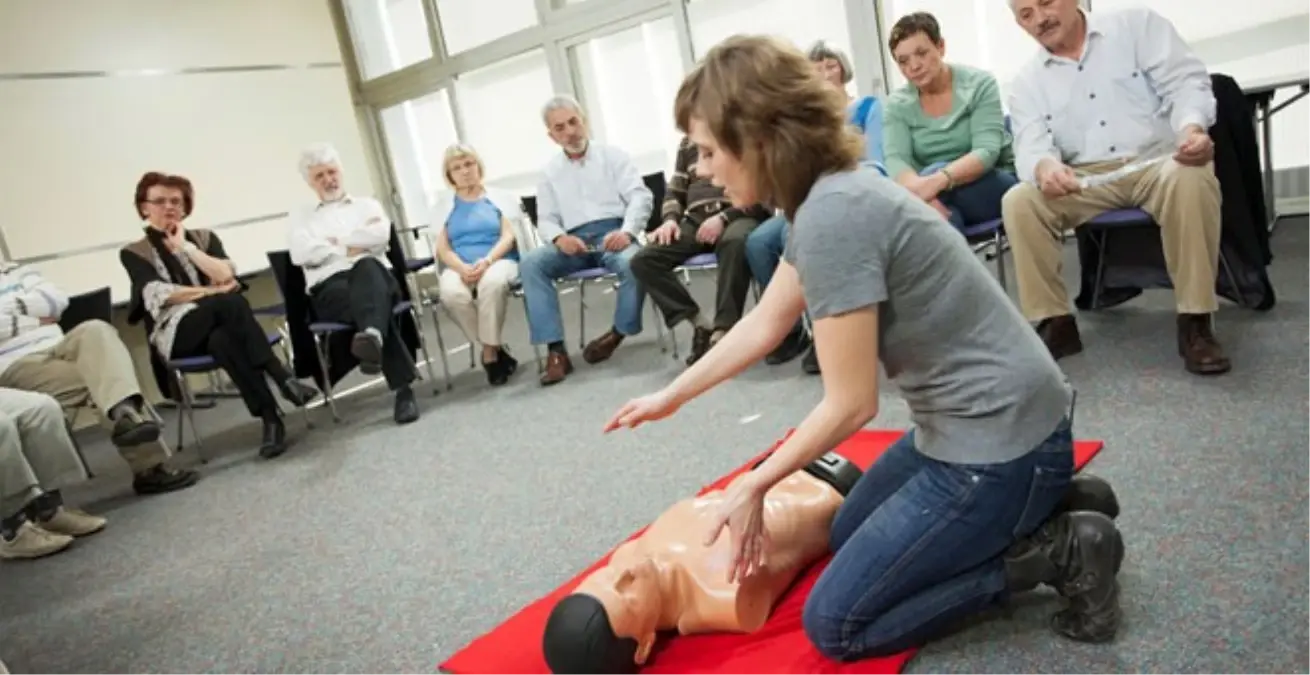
[{"x1": 428, "y1": 144, "x2": 523, "y2": 385}]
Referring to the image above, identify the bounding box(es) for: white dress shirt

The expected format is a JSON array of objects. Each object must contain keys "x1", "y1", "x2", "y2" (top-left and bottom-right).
[
  {"x1": 1007, "y1": 7, "x2": 1217, "y2": 184},
  {"x1": 533, "y1": 142, "x2": 654, "y2": 243},
  {"x1": 287, "y1": 195, "x2": 392, "y2": 290}
]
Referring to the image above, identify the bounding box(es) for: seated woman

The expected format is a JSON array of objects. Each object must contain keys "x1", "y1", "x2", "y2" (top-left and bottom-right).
[
  {"x1": 882, "y1": 12, "x2": 1018, "y2": 232},
  {"x1": 807, "y1": 40, "x2": 885, "y2": 172},
  {"x1": 427, "y1": 144, "x2": 522, "y2": 385},
  {"x1": 120, "y1": 172, "x2": 318, "y2": 459}
]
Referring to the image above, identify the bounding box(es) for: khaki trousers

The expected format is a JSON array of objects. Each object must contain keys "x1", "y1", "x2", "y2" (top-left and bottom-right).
[
  {"x1": 437, "y1": 259, "x2": 519, "y2": 348},
  {"x1": 0, "y1": 321, "x2": 166, "y2": 472},
  {"x1": 1001, "y1": 159, "x2": 1222, "y2": 322},
  {"x1": 0, "y1": 388, "x2": 86, "y2": 517}
]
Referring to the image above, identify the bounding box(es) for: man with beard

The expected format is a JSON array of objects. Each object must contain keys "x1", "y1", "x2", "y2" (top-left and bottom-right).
[{"x1": 287, "y1": 143, "x2": 420, "y2": 424}]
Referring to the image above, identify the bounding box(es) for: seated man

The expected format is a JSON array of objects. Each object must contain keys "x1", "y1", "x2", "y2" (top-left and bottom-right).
[
  {"x1": 288, "y1": 143, "x2": 419, "y2": 423},
  {"x1": 542, "y1": 452, "x2": 1121, "y2": 673},
  {"x1": 0, "y1": 262, "x2": 197, "y2": 495},
  {"x1": 1002, "y1": 0, "x2": 1228, "y2": 375},
  {"x1": 743, "y1": 216, "x2": 815, "y2": 372},
  {"x1": 0, "y1": 388, "x2": 109, "y2": 560},
  {"x1": 521, "y1": 95, "x2": 653, "y2": 385},
  {"x1": 630, "y1": 136, "x2": 771, "y2": 365}
]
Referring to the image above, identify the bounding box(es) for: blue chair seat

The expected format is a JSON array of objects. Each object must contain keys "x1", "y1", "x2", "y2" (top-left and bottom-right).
[
  {"x1": 169, "y1": 333, "x2": 283, "y2": 373},
  {"x1": 309, "y1": 302, "x2": 413, "y2": 335},
  {"x1": 406, "y1": 257, "x2": 435, "y2": 273},
  {"x1": 565, "y1": 267, "x2": 613, "y2": 281},
  {"x1": 960, "y1": 218, "x2": 1003, "y2": 239},
  {"x1": 681, "y1": 252, "x2": 718, "y2": 268},
  {"x1": 1088, "y1": 208, "x2": 1152, "y2": 225}
]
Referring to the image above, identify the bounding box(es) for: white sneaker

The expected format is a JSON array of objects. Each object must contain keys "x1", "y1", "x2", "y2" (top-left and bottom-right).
[{"x1": 0, "y1": 521, "x2": 73, "y2": 560}]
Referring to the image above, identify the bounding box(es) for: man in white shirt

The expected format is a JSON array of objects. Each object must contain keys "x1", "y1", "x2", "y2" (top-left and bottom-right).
[
  {"x1": 521, "y1": 95, "x2": 653, "y2": 386},
  {"x1": 1002, "y1": 0, "x2": 1229, "y2": 376},
  {"x1": 287, "y1": 143, "x2": 419, "y2": 424},
  {"x1": 0, "y1": 263, "x2": 197, "y2": 495}
]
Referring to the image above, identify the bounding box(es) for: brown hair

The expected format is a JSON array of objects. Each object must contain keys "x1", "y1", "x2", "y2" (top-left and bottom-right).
[
  {"x1": 888, "y1": 12, "x2": 943, "y2": 52},
  {"x1": 133, "y1": 172, "x2": 195, "y2": 219},
  {"x1": 674, "y1": 34, "x2": 862, "y2": 221}
]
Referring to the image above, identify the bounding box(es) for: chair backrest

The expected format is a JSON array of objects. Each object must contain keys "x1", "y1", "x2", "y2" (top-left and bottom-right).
[
  {"x1": 58, "y1": 286, "x2": 112, "y2": 332},
  {"x1": 519, "y1": 171, "x2": 668, "y2": 233}
]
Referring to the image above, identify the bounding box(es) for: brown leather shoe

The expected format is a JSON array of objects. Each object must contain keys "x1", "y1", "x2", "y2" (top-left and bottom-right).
[
  {"x1": 1036, "y1": 314, "x2": 1084, "y2": 361},
  {"x1": 540, "y1": 351, "x2": 574, "y2": 386},
  {"x1": 582, "y1": 330, "x2": 625, "y2": 364},
  {"x1": 1177, "y1": 314, "x2": 1231, "y2": 375}
]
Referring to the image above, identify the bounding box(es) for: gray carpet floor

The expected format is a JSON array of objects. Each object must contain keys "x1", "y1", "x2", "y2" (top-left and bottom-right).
[{"x1": 0, "y1": 219, "x2": 1305, "y2": 674}]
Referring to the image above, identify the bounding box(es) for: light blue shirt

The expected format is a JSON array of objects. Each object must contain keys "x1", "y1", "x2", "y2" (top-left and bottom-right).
[
  {"x1": 447, "y1": 196, "x2": 518, "y2": 264},
  {"x1": 1007, "y1": 7, "x2": 1217, "y2": 184},
  {"x1": 848, "y1": 95, "x2": 886, "y2": 169},
  {"x1": 533, "y1": 142, "x2": 654, "y2": 243}
]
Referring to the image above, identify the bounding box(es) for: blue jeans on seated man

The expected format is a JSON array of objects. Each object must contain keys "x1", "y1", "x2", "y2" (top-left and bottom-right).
[
  {"x1": 801, "y1": 415, "x2": 1122, "y2": 659},
  {"x1": 744, "y1": 215, "x2": 814, "y2": 368},
  {"x1": 922, "y1": 161, "x2": 1018, "y2": 232},
  {"x1": 518, "y1": 217, "x2": 645, "y2": 347}
]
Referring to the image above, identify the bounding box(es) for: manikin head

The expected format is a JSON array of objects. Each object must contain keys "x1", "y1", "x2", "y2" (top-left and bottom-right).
[
  {"x1": 1009, "y1": 0, "x2": 1085, "y2": 54},
  {"x1": 542, "y1": 94, "x2": 591, "y2": 156},
  {"x1": 134, "y1": 171, "x2": 194, "y2": 233},
  {"x1": 889, "y1": 12, "x2": 948, "y2": 90},
  {"x1": 543, "y1": 558, "x2": 663, "y2": 674},
  {"x1": 674, "y1": 34, "x2": 862, "y2": 222},
  {"x1": 299, "y1": 142, "x2": 346, "y2": 203},
  {"x1": 805, "y1": 41, "x2": 853, "y2": 91}
]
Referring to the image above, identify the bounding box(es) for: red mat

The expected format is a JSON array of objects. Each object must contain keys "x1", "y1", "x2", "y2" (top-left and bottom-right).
[{"x1": 440, "y1": 429, "x2": 1105, "y2": 675}]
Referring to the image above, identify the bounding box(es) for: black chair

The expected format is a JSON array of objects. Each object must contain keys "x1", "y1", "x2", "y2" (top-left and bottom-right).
[{"x1": 267, "y1": 225, "x2": 446, "y2": 422}]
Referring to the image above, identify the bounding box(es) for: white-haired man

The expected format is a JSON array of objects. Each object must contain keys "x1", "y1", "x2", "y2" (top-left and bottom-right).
[
  {"x1": 520, "y1": 95, "x2": 653, "y2": 385},
  {"x1": 287, "y1": 143, "x2": 419, "y2": 424}
]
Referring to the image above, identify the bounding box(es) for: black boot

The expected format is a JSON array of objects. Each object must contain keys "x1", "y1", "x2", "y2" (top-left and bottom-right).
[
  {"x1": 1004, "y1": 511, "x2": 1124, "y2": 643},
  {"x1": 259, "y1": 416, "x2": 287, "y2": 459},
  {"x1": 1061, "y1": 475, "x2": 1120, "y2": 519},
  {"x1": 277, "y1": 378, "x2": 319, "y2": 407}
]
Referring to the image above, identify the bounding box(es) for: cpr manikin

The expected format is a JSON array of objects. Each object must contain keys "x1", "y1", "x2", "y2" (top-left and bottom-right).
[{"x1": 542, "y1": 452, "x2": 1120, "y2": 674}]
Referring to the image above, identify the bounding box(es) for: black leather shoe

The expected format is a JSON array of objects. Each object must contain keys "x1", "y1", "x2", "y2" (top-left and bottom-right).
[
  {"x1": 259, "y1": 418, "x2": 287, "y2": 459},
  {"x1": 277, "y1": 379, "x2": 319, "y2": 407},
  {"x1": 132, "y1": 465, "x2": 199, "y2": 495},
  {"x1": 351, "y1": 331, "x2": 384, "y2": 374},
  {"x1": 1004, "y1": 511, "x2": 1124, "y2": 643},
  {"x1": 801, "y1": 343, "x2": 820, "y2": 375},
  {"x1": 1036, "y1": 315, "x2": 1084, "y2": 361},
  {"x1": 393, "y1": 387, "x2": 419, "y2": 424},
  {"x1": 766, "y1": 326, "x2": 810, "y2": 365},
  {"x1": 110, "y1": 412, "x2": 161, "y2": 448}
]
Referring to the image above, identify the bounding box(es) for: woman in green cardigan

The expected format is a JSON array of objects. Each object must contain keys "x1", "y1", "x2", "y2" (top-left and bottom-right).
[{"x1": 882, "y1": 12, "x2": 1018, "y2": 232}]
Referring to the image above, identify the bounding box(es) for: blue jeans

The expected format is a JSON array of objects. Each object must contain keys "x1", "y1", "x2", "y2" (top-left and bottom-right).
[
  {"x1": 518, "y1": 218, "x2": 644, "y2": 345},
  {"x1": 802, "y1": 417, "x2": 1075, "y2": 660},
  {"x1": 744, "y1": 215, "x2": 788, "y2": 290},
  {"x1": 922, "y1": 161, "x2": 1018, "y2": 232}
]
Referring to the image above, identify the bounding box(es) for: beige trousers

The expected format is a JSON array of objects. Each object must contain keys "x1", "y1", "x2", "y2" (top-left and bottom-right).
[
  {"x1": 0, "y1": 388, "x2": 87, "y2": 517},
  {"x1": 1001, "y1": 159, "x2": 1222, "y2": 322},
  {"x1": 0, "y1": 321, "x2": 166, "y2": 472},
  {"x1": 438, "y1": 259, "x2": 519, "y2": 348}
]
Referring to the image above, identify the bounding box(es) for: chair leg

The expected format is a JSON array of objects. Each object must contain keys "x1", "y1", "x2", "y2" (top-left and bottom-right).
[
  {"x1": 312, "y1": 334, "x2": 341, "y2": 423},
  {"x1": 577, "y1": 281, "x2": 588, "y2": 350},
  {"x1": 63, "y1": 418, "x2": 94, "y2": 479},
  {"x1": 426, "y1": 301, "x2": 454, "y2": 391},
  {"x1": 994, "y1": 230, "x2": 1008, "y2": 291},
  {"x1": 1218, "y1": 250, "x2": 1247, "y2": 309},
  {"x1": 1091, "y1": 231, "x2": 1109, "y2": 309},
  {"x1": 408, "y1": 304, "x2": 443, "y2": 394},
  {"x1": 516, "y1": 292, "x2": 544, "y2": 374},
  {"x1": 140, "y1": 402, "x2": 175, "y2": 459},
  {"x1": 171, "y1": 370, "x2": 206, "y2": 463}
]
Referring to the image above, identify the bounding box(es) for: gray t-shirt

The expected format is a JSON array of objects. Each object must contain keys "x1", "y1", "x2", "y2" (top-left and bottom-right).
[{"x1": 784, "y1": 168, "x2": 1072, "y2": 464}]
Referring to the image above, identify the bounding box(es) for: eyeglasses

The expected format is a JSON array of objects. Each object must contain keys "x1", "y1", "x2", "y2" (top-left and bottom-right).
[{"x1": 145, "y1": 197, "x2": 183, "y2": 207}]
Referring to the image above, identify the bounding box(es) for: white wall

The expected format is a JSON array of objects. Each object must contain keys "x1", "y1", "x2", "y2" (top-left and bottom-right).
[{"x1": 0, "y1": 0, "x2": 378, "y2": 302}]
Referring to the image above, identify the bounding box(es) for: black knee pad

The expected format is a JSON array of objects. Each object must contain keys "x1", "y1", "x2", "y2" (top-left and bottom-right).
[
  {"x1": 542, "y1": 593, "x2": 639, "y2": 674},
  {"x1": 751, "y1": 451, "x2": 863, "y2": 498},
  {"x1": 1060, "y1": 475, "x2": 1119, "y2": 520}
]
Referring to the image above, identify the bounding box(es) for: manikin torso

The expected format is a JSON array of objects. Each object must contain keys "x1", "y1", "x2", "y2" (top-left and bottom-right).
[{"x1": 571, "y1": 469, "x2": 843, "y2": 663}]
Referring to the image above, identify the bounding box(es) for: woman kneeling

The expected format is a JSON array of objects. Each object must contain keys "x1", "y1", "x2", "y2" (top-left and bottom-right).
[{"x1": 605, "y1": 35, "x2": 1124, "y2": 659}]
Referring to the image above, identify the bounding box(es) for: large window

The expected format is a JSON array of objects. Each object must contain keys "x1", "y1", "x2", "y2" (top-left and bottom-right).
[
  {"x1": 436, "y1": 0, "x2": 540, "y2": 55},
  {"x1": 570, "y1": 18, "x2": 685, "y2": 177},
  {"x1": 453, "y1": 49, "x2": 558, "y2": 196},
  {"x1": 344, "y1": 0, "x2": 434, "y2": 81},
  {"x1": 379, "y1": 90, "x2": 460, "y2": 255},
  {"x1": 882, "y1": 0, "x2": 1038, "y2": 96},
  {"x1": 1094, "y1": 0, "x2": 1307, "y2": 43},
  {"x1": 687, "y1": 0, "x2": 855, "y2": 84}
]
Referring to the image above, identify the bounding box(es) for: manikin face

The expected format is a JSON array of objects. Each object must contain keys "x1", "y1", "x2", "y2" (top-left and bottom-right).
[
  {"x1": 447, "y1": 154, "x2": 482, "y2": 190},
  {"x1": 307, "y1": 162, "x2": 344, "y2": 202},
  {"x1": 687, "y1": 116, "x2": 757, "y2": 209},
  {"x1": 545, "y1": 106, "x2": 590, "y2": 155},
  {"x1": 1011, "y1": 0, "x2": 1082, "y2": 52},
  {"x1": 892, "y1": 31, "x2": 946, "y2": 89},
  {"x1": 142, "y1": 185, "x2": 185, "y2": 232},
  {"x1": 813, "y1": 57, "x2": 845, "y2": 89},
  {"x1": 590, "y1": 560, "x2": 663, "y2": 666}
]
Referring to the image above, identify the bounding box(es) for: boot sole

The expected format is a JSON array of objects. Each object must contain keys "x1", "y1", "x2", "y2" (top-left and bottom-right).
[
  {"x1": 351, "y1": 335, "x2": 384, "y2": 374},
  {"x1": 134, "y1": 471, "x2": 199, "y2": 495},
  {"x1": 111, "y1": 422, "x2": 161, "y2": 448}
]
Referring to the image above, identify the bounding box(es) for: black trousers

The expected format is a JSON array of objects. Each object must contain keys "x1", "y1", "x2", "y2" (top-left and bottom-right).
[
  {"x1": 629, "y1": 216, "x2": 760, "y2": 331},
  {"x1": 309, "y1": 257, "x2": 413, "y2": 390},
  {"x1": 171, "y1": 292, "x2": 280, "y2": 418}
]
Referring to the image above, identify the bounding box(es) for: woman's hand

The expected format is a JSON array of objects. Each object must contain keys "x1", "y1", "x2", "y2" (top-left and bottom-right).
[
  {"x1": 904, "y1": 173, "x2": 946, "y2": 203},
  {"x1": 208, "y1": 279, "x2": 239, "y2": 295},
  {"x1": 704, "y1": 476, "x2": 770, "y2": 583},
  {"x1": 602, "y1": 388, "x2": 682, "y2": 432},
  {"x1": 165, "y1": 225, "x2": 187, "y2": 252}
]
